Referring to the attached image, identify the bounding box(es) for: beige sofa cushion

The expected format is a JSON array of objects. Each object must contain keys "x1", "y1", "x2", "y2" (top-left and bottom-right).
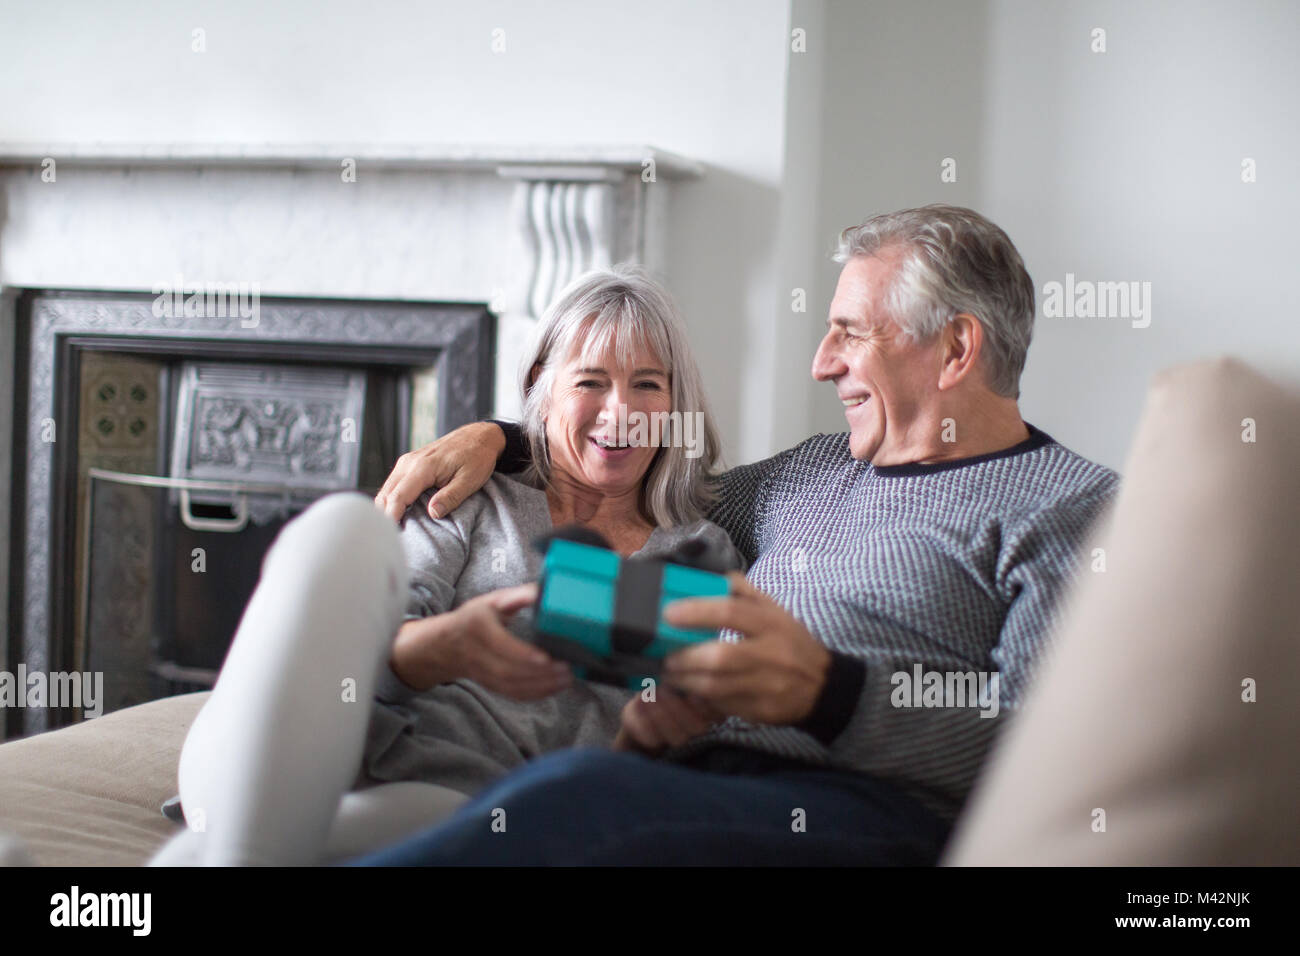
[
  {"x1": 0, "y1": 692, "x2": 205, "y2": 866},
  {"x1": 944, "y1": 357, "x2": 1300, "y2": 865}
]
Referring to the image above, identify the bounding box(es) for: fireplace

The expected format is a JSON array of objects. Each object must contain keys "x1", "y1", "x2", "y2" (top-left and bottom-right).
[{"x1": 8, "y1": 288, "x2": 492, "y2": 733}]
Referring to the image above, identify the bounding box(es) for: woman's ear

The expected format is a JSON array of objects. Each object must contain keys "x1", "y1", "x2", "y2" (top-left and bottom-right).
[{"x1": 525, "y1": 362, "x2": 542, "y2": 394}]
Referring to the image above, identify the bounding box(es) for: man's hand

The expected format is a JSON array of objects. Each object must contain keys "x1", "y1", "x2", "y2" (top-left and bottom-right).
[
  {"x1": 390, "y1": 584, "x2": 572, "y2": 700},
  {"x1": 659, "y1": 572, "x2": 832, "y2": 725},
  {"x1": 375, "y1": 421, "x2": 507, "y2": 522},
  {"x1": 612, "y1": 688, "x2": 725, "y2": 755}
]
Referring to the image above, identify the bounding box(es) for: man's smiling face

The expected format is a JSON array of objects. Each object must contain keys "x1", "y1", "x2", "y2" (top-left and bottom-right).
[{"x1": 811, "y1": 247, "x2": 945, "y2": 464}]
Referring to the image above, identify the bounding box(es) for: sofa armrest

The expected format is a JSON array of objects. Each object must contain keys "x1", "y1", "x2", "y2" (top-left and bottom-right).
[{"x1": 944, "y1": 357, "x2": 1300, "y2": 865}]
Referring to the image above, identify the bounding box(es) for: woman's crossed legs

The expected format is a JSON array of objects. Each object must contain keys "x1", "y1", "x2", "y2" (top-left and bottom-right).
[{"x1": 149, "y1": 494, "x2": 466, "y2": 866}]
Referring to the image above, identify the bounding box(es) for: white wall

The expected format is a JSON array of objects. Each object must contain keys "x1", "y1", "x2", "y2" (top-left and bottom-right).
[
  {"x1": 984, "y1": 0, "x2": 1300, "y2": 470},
  {"x1": 767, "y1": 0, "x2": 828, "y2": 456},
  {"x1": 809, "y1": 0, "x2": 1300, "y2": 471}
]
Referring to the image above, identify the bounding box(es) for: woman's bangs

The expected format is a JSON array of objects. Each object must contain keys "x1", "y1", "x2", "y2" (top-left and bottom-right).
[{"x1": 574, "y1": 301, "x2": 672, "y2": 377}]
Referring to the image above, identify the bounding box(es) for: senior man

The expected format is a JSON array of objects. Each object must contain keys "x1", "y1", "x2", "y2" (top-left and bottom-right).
[{"x1": 367, "y1": 204, "x2": 1119, "y2": 865}]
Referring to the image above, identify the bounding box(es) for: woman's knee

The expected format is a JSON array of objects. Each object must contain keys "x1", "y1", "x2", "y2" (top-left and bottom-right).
[
  {"x1": 279, "y1": 493, "x2": 400, "y2": 560},
  {"x1": 262, "y1": 493, "x2": 406, "y2": 608}
]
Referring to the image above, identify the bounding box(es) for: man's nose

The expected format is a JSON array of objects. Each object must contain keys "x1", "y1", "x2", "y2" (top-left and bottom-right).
[{"x1": 811, "y1": 331, "x2": 845, "y2": 382}]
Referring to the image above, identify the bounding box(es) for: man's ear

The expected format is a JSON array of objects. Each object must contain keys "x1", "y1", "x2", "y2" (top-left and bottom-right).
[{"x1": 938, "y1": 313, "x2": 984, "y2": 390}]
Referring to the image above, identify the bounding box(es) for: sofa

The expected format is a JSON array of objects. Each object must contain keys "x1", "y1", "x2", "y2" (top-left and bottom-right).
[
  {"x1": 2, "y1": 356, "x2": 1296, "y2": 866},
  {"x1": 0, "y1": 691, "x2": 213, "y2": 866}
]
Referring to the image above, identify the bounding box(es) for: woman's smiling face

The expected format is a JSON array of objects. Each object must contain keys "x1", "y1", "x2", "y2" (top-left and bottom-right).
[{"x1": 544, "y1": 339, "x2": 673, "y2": 497}]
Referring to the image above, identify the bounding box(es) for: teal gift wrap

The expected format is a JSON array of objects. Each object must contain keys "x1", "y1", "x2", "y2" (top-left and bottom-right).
[{"x1": 531, "y1": 534, "x2": 730, "y2": 688}]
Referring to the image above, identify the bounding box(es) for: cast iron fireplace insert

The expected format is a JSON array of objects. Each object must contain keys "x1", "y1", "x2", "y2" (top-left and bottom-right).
[{"x1": 7, "y1": 289, "x2": 495, "y2": 735}]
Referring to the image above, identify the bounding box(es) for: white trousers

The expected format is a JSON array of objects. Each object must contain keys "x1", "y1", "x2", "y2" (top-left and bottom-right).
[{"x1": 149, "y1": 493, "x2": 468, "y2": 866}]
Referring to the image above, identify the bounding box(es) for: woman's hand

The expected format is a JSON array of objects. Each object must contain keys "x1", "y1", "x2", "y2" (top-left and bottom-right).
[
  {"x1": 389, "y1": 584, "x2": 573, "y2": 699},
  {"x1": 613, "y1": 687, "x2": 725, "y2": 755},
  {"x1": 375, "y1": 421, "x2": 507, "y2": 522}
]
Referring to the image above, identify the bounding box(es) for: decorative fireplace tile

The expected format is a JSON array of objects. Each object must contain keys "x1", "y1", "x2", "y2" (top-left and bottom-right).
[
  {"x1": 74, "y1": 353, "x2": 163, "y2": 675},
  {"x1": 172, "y1": 362, "x2": 367, "y2": 493}
]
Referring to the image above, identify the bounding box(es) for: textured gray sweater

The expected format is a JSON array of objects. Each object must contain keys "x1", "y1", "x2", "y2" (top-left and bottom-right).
[
  {"x1": 664, "y1": 424, "x2": 1120, "y2": 823},
  {"x1": 361, "y1": 473, "x2": 745, "y2": 796}
]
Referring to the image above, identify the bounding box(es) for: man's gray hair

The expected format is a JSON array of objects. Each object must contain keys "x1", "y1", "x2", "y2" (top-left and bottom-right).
[
  {"x1": 834, "y1": 204, "x2": 1035, "y2": 398},
  {"x1": 518, "y1": 264, "x2": 721, "y2": 525}
]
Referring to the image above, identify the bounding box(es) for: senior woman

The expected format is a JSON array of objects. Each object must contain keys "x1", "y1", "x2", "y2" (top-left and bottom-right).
[{"x1": 148, "y1": 266, "x2": 741, "y2": 866}]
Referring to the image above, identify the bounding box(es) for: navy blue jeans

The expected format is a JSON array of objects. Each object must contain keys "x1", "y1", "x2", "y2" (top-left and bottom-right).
[{"x1": 350, "y1": 746, "x2": 952, "y2": 866}]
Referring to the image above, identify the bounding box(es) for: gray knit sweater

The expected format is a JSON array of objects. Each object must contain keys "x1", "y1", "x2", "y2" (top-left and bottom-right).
[
  {"x1": 360, "y1": 473, "x2": 745, "y2": 796},
  {"x1": 664, "y1": 424, "x2": 1120, "y2": 824}
]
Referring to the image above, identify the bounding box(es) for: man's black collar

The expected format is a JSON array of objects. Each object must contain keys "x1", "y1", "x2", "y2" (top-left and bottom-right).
[{"x1": 869, "y1": 423, "x2": 1055, "y2": 477}]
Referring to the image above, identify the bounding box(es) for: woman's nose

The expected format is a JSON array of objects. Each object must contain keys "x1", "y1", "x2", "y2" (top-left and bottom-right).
[{"x1": 599, "y1": 384, "x2": 626, "y2": 420}]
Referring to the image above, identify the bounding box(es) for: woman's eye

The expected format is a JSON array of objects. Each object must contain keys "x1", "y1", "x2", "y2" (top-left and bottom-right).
[
  {"x1": 635, "y1": 381, "x2": 663, "y2": 390},
  {"x1": 576, "y1": 380, "x2": 601, "y2": 388}
]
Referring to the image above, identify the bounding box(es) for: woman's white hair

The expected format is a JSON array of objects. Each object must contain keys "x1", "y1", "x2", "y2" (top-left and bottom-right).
[{"x1": 517, "y1": 264, "x2": 721, "y2": 526}]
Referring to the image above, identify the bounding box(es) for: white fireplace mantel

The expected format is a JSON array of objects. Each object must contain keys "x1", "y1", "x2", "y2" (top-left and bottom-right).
[{"x1": 0, "y1": 142, "x2": 704, "y2": 176}]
